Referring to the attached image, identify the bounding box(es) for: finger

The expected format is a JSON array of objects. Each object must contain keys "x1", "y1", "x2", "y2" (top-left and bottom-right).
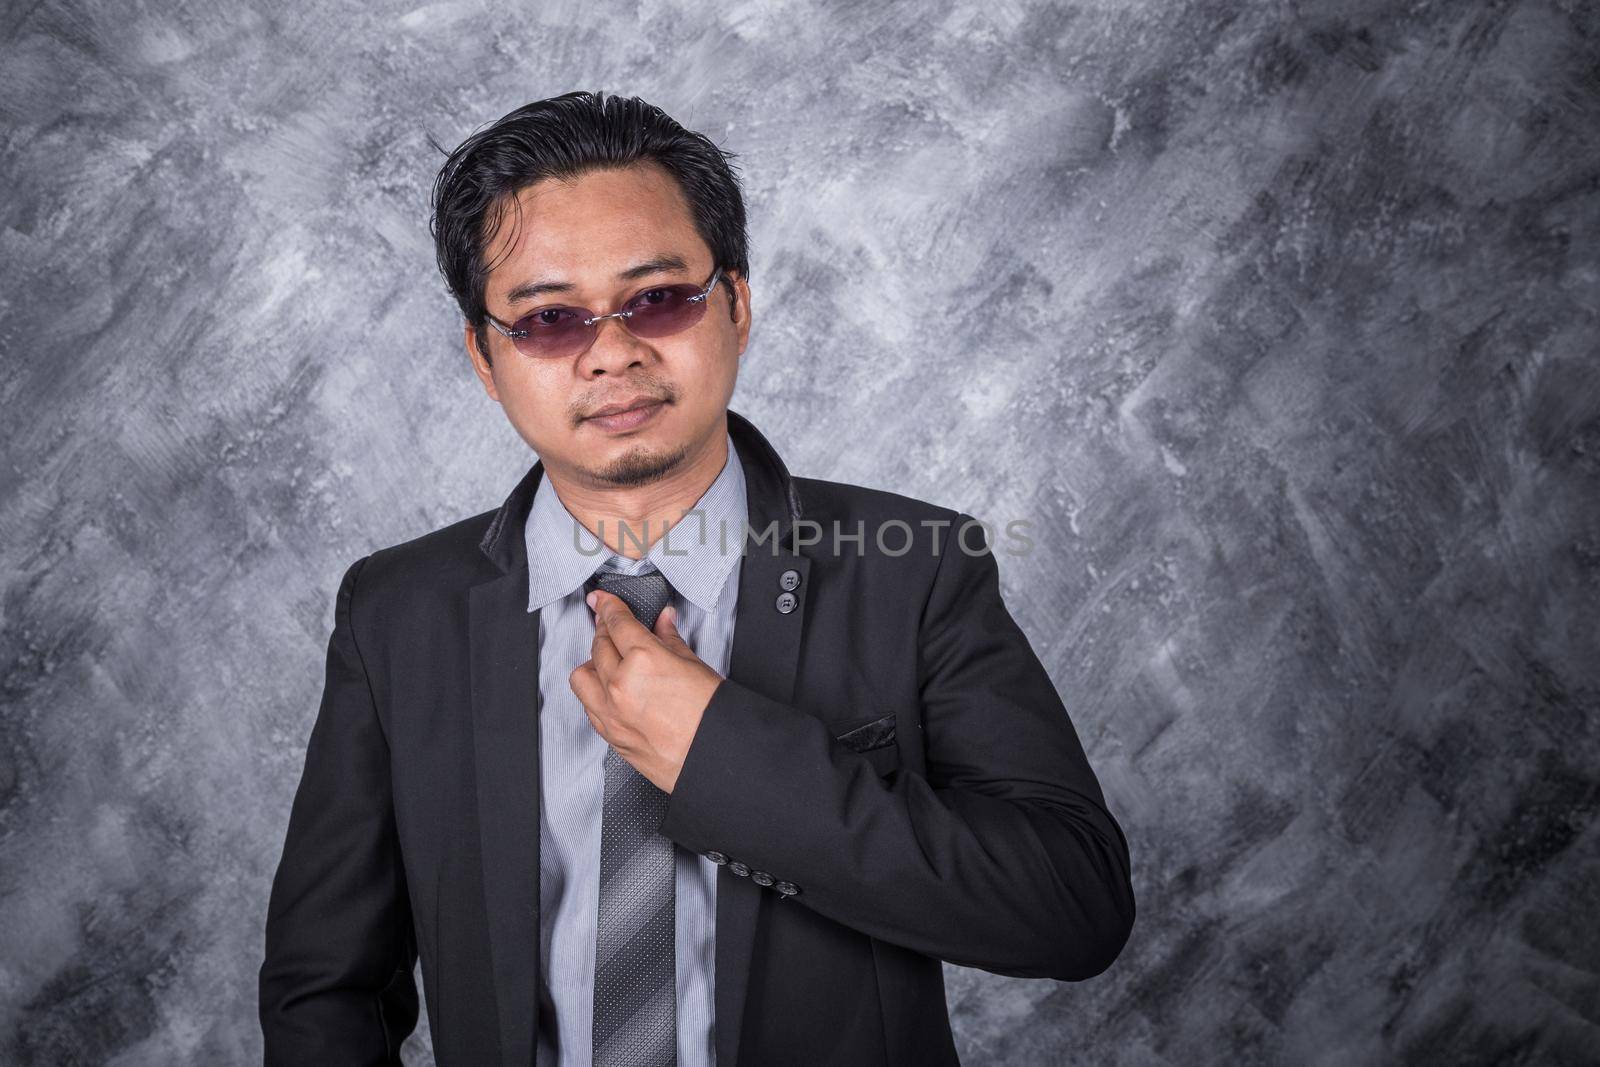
[
  {"x1": 590, "y1": 607, "x2": 622, "y2": 679},
  {"x1": 569, "y1": 661, "x2": 606, "y2": 721},
  {"x1": 653, "y1": 604, "x2": 695, "y2": 656},
  {"x1": 587, "y1": 589, "x2": 657, "y2": 655}
]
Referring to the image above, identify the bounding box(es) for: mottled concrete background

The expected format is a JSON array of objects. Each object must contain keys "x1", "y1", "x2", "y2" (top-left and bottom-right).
[{"x1": 2, "y1": 0, "x2": 1597, "y2": 1062}]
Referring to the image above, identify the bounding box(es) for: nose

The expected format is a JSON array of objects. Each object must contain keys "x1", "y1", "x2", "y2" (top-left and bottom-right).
[{"x1": 579, "y1": 313, "x2": 649, "y2": 377}]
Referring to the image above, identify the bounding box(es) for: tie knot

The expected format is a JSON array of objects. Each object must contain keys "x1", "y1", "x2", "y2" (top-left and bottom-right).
[{"x1": 585, "y1": 568, "x2": 674, "y2": 630}]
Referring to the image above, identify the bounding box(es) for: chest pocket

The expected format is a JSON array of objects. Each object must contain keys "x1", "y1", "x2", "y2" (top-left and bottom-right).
[{"x1": 831, "y1": 713, "x2": 900, "y2": 777}]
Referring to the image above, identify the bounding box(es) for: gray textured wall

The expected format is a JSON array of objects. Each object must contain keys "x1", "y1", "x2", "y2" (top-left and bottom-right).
[{"x1": 2, "y1": 0, "x2": 1597, "y2": 1063}]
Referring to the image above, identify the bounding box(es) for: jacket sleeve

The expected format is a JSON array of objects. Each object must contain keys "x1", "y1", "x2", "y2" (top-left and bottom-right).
[
  {"x1": 259, "y1": 555, "x2": 419, "y2": 1063},
  {"x1": 658, "y1": 515, "x2": 1136, "y2": 980}
]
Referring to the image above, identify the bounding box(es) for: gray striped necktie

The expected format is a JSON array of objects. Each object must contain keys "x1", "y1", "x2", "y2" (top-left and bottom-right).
[{"x1": 585, "y1": 568, "x2": 678, "y2": 1067}]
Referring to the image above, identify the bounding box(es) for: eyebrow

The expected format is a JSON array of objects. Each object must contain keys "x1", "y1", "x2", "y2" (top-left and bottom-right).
[{"x1": 502, "y1": 254, "x2": 692, "y2": 305}]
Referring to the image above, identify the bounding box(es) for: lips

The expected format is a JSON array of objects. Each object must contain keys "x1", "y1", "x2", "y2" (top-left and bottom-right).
[{"x1": 586, "y1": 396, "x2": 664, "y2": 420}]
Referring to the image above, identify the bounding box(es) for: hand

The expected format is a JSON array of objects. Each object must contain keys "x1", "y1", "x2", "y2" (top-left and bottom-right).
[{"x1": 569, "y1": 589, "x2": 725, "y2": 792}]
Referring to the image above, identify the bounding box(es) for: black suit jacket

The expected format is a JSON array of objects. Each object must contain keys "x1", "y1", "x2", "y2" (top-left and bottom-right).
[{"x1": 260, "y1": 410, "x2": 1136, "y2": 1066}]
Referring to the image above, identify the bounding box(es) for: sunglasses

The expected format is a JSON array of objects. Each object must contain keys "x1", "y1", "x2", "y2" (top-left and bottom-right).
[{"x1": 484, "y1": 266, "x2": 724, "y2": 360}]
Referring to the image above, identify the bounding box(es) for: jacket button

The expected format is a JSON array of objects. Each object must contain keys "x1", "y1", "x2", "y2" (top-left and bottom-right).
[
  {"x1": 775, "y1": 592, "x2": 797, "y2": 614},
  {"x1": 778, "y1": 569, "x2": 801, "y2": 591},
  {"x1": 729, "y1": 861, "x2": 750, "y2": 877},
  {"x1": 704, "y1": 850, "x2": 728, "y2": 865},
  {"x1": 750, "y1": 870, "x2": 774, "y2": 887},
  {"x1": 774, "y1": 881, "x2": 799, "y2": 896}
]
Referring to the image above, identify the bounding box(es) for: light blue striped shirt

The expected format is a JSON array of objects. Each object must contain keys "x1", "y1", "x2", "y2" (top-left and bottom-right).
[{"x1": 527, "y1": 432, "x2": 746, "y2": 1067}]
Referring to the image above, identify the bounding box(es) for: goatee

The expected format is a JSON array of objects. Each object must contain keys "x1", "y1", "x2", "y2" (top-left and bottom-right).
[{"x1": 589, "y1": 440, "x2": 692, "y2": 487}]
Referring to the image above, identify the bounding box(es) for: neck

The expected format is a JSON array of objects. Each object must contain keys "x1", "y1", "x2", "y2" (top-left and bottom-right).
[{"x1": 547, "y1": 420, "x2": 731, "y2": 560}]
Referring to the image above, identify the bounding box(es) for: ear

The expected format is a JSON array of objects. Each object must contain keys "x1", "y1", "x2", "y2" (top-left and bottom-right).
[
  {"x1": 726, "y1": 271, "x2": 753, "y2": 357},
  {"x1": 464, "y1": 322, "x2": 500, "y2": 402}
]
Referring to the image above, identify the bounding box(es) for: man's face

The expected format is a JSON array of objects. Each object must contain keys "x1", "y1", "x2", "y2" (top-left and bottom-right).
[{"x1": 465, "y1": 161, "x2": 752, "y2": 489}]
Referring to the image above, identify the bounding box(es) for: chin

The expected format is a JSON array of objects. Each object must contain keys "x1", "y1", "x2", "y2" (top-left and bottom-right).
[{"x1": 588, "y1": 438, "x2": 693, "y2": 488}]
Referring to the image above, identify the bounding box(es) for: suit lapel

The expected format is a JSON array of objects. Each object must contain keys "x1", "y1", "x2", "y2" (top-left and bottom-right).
[
  {"x1": 709, "y1": 409, "x2": 811, "y2": 1066},
  {"x1": 470, "y1": 571, "x2": 542, "y2": 1065},
  {"x1": 714, "y1": 543, "x2": 811, "y2": 1067},
  {"x1": 471, "y1": 457, "x2": 545, "y2": 1067}
]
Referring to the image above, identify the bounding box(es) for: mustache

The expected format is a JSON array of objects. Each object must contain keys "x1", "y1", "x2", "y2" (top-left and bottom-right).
[{"x1": 571, "y1": 376, "x2": 677, "y2": 424}]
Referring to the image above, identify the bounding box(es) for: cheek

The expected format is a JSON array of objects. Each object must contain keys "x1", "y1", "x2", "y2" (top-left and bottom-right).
[
  {"x1": 493, "y1": 362, "x2": 568, "y2": 430},
  {"x1": 667, "y1": 333, "x2": 739, "y2": 384},
  {"x1": 497, "y1": 359, "x2": 557, "y2": 402}
]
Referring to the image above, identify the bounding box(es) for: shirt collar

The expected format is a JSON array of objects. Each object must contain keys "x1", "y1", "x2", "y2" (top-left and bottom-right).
[{"x1": 524, "y1": 432, "x2": 747, "y2": 615}]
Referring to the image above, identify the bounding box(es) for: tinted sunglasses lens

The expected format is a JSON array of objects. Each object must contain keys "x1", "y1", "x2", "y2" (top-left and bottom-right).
[
  {"x1": 504, "y1": 281, "x2": 715, "y2": 356},
  {"x1": 509, "y1": 308, "x2": 592, "y2": 358},
  {"x1": 623, "y1": 284, "x2": 713, "y2": 338}
]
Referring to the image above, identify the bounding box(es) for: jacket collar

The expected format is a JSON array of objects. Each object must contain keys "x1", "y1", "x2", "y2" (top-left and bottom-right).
[{"x1": 477, "y1": 408, "x2": 804, "y2": 576}]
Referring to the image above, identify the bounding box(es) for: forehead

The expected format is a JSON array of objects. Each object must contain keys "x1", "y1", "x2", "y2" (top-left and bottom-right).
[{"x1": 481, "y1": 162, "x2": 708, "y2": 293}]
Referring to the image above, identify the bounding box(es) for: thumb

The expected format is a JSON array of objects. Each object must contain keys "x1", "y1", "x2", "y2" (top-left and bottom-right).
[{"x1": 653, "y1": 604, "x2": 693, "y2": 654}]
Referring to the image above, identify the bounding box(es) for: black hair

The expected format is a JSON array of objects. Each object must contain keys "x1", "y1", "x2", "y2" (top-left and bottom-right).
[{"x1": 428, "y1": 90, "x2": 749, "y2": 365}]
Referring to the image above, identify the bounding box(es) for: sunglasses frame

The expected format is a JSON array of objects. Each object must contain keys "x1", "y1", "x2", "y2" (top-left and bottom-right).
[{"x1": 483, "y1": 265, "x2": 725, "y2": 358}]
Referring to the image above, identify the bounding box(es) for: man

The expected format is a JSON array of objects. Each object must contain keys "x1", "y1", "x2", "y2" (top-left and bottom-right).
[{"x1": 260, "y1": 90, "x2": 1135, "y2": 1066}]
